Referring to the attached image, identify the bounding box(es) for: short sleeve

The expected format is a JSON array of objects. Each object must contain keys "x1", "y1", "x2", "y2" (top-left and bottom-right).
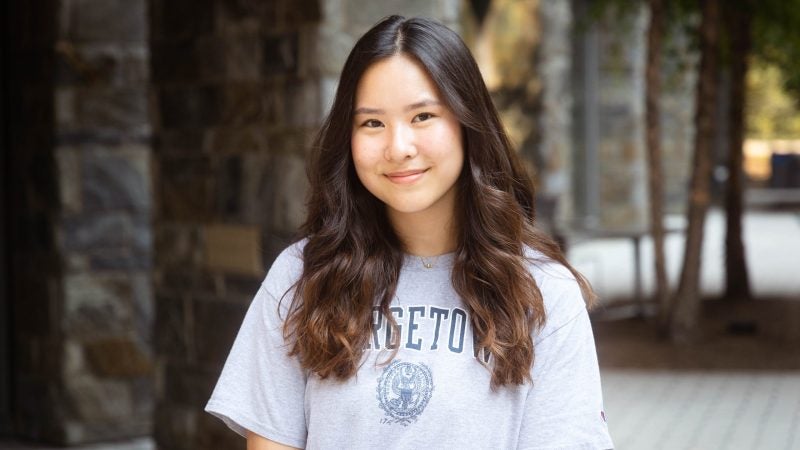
[
  {"x1": 518, "y1": 290, "x2": 614, "y2": 449},
  {"x1": 205, "y1": 282, "x2": 308, "y2": 448}
]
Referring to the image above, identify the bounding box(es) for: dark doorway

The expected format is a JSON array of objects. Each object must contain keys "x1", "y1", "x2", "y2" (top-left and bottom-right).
[
  {"x1": 1, "y1": 0, "x2": 12, "y2": 436},
  {"x1": 1, "y1": 0, "x2": 57, "y2": 437}
]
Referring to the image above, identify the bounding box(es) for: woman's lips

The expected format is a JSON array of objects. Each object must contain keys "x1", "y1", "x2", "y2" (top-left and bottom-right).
[{"x1": 385, "y1": 169, "x2": 428, "y2": 184}]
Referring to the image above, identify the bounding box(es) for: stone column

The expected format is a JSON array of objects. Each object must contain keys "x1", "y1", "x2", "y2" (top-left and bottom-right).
[
  {"x1": 317, "y1": 0, "x2": 463, "y2": 110},
  {"x1": 538, "y1": 0, "x2": 575, "y2": 227},
  {"x1": 149, "y1": 1, "x2": 321, "y2": 448},
  {"x1": 54, "y1": 0, "x2": 154, "y2": 443},
  {"x1": 571, "y1": 2, "x2": 696, "y2": 226},
  {"x1": 599, "y1": 6, "x2": 649, "y2": 228},
  {"x1": 5, "y1": 0, "x2": 154, "y2": 444},
  {"x1": 658, "y1": 20, "x2": 697, "y2": 213}
]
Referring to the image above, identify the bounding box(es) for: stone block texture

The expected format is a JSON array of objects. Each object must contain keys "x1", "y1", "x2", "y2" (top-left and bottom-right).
[
  {"x1": 5, "y1": 0, "x2": 155, "y2": 444},
  {"x1": 571, "y1": 4, "x2": 695, "y2": 228},
  {"x1": 150, "y1": 0, "x2": 321, "y2": 447},
  {"x1": 594, "y1": 6, "x2": 650, "y2": 229},
  {"x1": 56, "y1": 0, "x2": 154, "y2": 443}
]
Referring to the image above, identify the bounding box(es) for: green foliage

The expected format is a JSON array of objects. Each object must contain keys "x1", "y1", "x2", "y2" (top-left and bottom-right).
[
  {"x1": 751, "y1": 0, "x2": 800, "y2": 105},
  {"x1": 573, "y1": 0, "x2": 640, "y2": 35},
  {"x1": 746, "y1": 59, "x2": 800, "y2": 138}
]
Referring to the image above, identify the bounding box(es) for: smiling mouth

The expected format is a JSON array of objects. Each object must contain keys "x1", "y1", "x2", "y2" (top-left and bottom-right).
[{"x1": 385, "y1": 169, "x2": 428, "y2": 184}]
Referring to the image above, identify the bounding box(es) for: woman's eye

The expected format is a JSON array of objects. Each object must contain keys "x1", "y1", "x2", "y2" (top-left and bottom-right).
[
  {"x1": 413, "y1": 112, "x2": 434, "y2": 123},
  {"x1": 362, "y1": 119, "x2": 383, "y2": 128}
]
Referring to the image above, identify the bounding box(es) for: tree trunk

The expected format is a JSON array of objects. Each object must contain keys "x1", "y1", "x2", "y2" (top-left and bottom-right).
[
  {"x1": 646, "y1": 0, "x2": 670, "y2": 331},
  {"x1": 670, "y1": 0, "x2": 721, "y2": 342},
  {"x1": 723, "y1": 0, "x2": 753, "y2": 301}
]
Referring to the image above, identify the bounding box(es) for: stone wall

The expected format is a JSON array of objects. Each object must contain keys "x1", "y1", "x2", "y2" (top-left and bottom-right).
[
  {"x1": 658, "y1": 21, "x2": 697, "y2": 213},
  {"x1": 571, "y1": 3, "x2": 696, "y2": 229},
  {"x1": 3, "y1": 0, "x2": 153, "y2": 444},
  {"x1": 538, "y1": 0, "x2": 575, "y2": 227},
  {"x1": 594, "y1": 5, "x2": 649, "y2": 228},
  {"x1": 53, "y1": 0, "x2": 154, "y2": 443},
  {"x1": 149, "y1": 1, "x2": 321, "y2": 448},
  {"x1": 316, "y1": 0, "x2": 462, "y2": 113}
]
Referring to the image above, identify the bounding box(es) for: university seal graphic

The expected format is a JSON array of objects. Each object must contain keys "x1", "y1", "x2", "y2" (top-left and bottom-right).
[{"x1": 376, "y1": 360, "x2": 434, "y2": 426}]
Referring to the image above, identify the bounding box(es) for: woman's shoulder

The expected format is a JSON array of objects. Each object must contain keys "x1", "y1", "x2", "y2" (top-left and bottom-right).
[
  {"x1": 261, "y1": 238, "x2": 307, "y2": 298},
  {"x1": 523, "y1": 246, "x2": 576, "y2": 288},
  {"x1": 523, "y1": 246, "x2": 588, "y2": 336}
]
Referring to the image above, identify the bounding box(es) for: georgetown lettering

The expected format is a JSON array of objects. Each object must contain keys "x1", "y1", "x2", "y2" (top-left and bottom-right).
[{"x1": 366, "y1": 305, "x2": 491, "y2": 363}]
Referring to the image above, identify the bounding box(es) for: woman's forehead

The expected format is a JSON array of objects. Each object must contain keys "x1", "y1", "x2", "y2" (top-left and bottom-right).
[{"x1": 354, "y1": 54, "x2": 442, "y2": 109}]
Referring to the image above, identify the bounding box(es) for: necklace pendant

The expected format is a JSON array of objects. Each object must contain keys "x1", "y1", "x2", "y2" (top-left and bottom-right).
[{"x1": 419, "y1": 254, "x2": 438, "y2": 269}]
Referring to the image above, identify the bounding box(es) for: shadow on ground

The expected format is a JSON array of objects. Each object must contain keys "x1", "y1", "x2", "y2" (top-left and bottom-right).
[{"x1": 593, "y1": 297, "x2": 800, "y2": 370}]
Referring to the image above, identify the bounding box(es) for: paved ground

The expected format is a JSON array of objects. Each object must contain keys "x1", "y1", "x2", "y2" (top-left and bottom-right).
[
  {"x1": 571, "y1": 208, "x2": 800, "y2": 449},
  {"x1": 0, "y1": 438, "x2": 154, "y2": 450},
  {"x1": 602, "y1": 370, "x2": 800, "y2": 450},
  {"x1": 2, "y1": 209, "x2": 798, "y2": 449}
]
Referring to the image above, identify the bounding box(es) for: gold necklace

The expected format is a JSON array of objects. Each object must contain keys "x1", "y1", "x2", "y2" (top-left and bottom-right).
[{"x1": 419, "y1": 255, "x2": 440, "y2": 269}]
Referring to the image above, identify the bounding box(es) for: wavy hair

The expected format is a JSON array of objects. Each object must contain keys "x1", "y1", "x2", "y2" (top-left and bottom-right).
[{"x1": 285, "y1": 15, "x2": 595, "y2": 388}]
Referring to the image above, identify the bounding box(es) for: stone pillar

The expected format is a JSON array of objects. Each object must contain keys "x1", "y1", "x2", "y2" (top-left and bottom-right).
[
  {"x1": 54, "y1": 0, "x2": 154, "y2": 443},
  {"x1": 149, "y1": 1, "x2": 321, "y2": 448},
  {"x1": 538, "y1": 0, "x2": 575, "y2": 227},
  {"x1": 658, "y1": 20, "x2": 697, "y2": 213},
  {"x1": 5, "y1": 0, "x2": 154, "y2": 444},
  {"x1": 572, "y1": 4, "x2": 649, "y2": 228},
  {"x1": 572, "y1": 3, "x2": 696, "y2": 227},
  {"x1": 317, "y1": 0, "x2": 463, "y2": 111},
  {"x1": 595, "y1": 6, "x2": 649, "y2": 228}
]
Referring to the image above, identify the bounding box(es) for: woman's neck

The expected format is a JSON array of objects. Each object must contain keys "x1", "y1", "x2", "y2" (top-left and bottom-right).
[{"x1": 388, "y1": 207, "x2": 458, "y2": 257}]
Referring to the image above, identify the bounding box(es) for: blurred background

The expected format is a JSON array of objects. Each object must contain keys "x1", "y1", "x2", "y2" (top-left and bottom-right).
[{"x1": 1, "y1": 0, "x2": 798, "y2": 449}]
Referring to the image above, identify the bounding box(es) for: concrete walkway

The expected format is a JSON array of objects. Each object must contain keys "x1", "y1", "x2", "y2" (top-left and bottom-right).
[
  {"x1": 602, "y1": 370, "x2": 800, "y2": 450},
  {"x1": 572, "y1": 209, "x2": 800, "y2": 449},
  {"x1": 0, "y1": 438, "x2": 153, "y2": 450}
]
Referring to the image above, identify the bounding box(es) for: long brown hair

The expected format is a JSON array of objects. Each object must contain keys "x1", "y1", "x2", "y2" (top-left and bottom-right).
[{"x1": 285, "y1": 15, "x2": 594, "y2": 388}]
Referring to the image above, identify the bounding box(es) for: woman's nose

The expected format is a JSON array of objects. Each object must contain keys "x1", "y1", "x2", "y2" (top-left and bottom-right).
[{"x1": 385, "y1": 125, "x2": 417, "y2": 161}]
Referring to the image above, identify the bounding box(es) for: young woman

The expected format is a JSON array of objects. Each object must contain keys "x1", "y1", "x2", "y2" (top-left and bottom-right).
[{"x1": 207, "y1": 15, "x2": 614, "y2": 450}]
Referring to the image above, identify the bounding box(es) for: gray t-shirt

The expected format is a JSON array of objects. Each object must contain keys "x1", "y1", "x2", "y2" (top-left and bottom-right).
[{"x1": 206, "y1": 241, "x2": 614, "y2": 449}]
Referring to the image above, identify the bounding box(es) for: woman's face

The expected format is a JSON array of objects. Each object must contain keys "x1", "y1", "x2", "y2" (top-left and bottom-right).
[{"x1": 351, "y1": 54, "x2": 464, "y2": 225}]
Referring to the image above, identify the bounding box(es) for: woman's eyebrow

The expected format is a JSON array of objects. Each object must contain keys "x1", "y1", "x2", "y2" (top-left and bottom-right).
[
  {"x1": 353, "y1": 99, "x2": 442, "y2": 115},
  {"x1": 354, "y1": 106, "x2": 383, "y2": 115},
  {"x1": 404, "y1": 99, "x2": 441, "y2": 111}
]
